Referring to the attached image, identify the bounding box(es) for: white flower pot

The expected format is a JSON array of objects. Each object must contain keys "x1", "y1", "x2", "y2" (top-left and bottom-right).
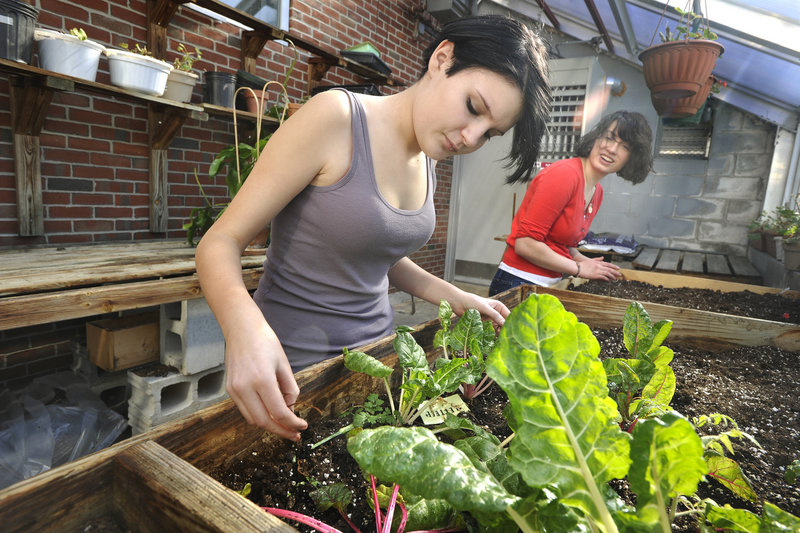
[
  {"x1": 106, "y1": 48, "x2": 173, "y2": 96},
  {"x1": 162, "y1": 68, "x2": 198, "y2": 103},
  {"x1": 35, "y1": 29, "x2": 106, "y2": 82}
]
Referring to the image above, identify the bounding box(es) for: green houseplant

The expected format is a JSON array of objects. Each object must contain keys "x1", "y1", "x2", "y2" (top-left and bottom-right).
[
  {"x1": 163, "y1": 42, "x2": 202, "y2": 103},
  {"x1": 639, "y1": 7, "x2": 724, "y2": 118},
  {"x1": 184, "y1": 41, "x2": 298, "y2": 247}
]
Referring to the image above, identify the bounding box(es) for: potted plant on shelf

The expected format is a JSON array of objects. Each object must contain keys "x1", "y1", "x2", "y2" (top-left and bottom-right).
[
  {"x1": 105, "y1": 42, "x2": 173, "y2": 96},
  {"x1": 639, "y1": 7, "x2": 724, "y2": 116},
  {"x1": 238, "y1": 39, "x2": 299, "y2": 117},
  {"x1": 184, "y1": 74, "x2": 293, "y2": 248},
  {"x1": 162, "y1": 42, "x2": 202, "y2": 103},
  {"x1": 34, "y1": 27, "x2": 106, "y2": 82},
  {"x1": 185, "y1": 41, "x2": 300, "y2": 248}
]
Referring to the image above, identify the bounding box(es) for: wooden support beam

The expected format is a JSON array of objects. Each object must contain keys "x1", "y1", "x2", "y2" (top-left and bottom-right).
[
  {"x1": 148, "y1": 104, "x2": 195, "y2": 232},
  {"x1": 9, "y1": 75, "x2": 55, "y2": 236},
  {"x1": 147, "y1": 0, "x2": 173, "y2": 62},
  {"x1": 241, "y1": 30, "x2": 271, "y2": 74},
  {"x1": 308, "y1": 57, "x2": 334, "y2": 94}
]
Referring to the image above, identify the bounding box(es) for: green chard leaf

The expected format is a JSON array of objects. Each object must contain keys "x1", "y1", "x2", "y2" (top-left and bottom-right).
[
  {"x1": 761, "y1": 501, "x2": 800, "y2": 532},
  {"x1": 705, "y1": 455, "x2": 758, "y2": 503},
  {"x1": 348, "y1": 426, "x2": 518, "y2": 515},
  {"x1": 450, "y1": 308, "x2": 484, "y2": 352},
  {"x1": 629, "y1": 411, "x2": 707, "y2": 531},
  {"x1": 309, "y1": 482, "x2": 352, "y2": 513},
  {"x1": 394, "y1": 326, "x2": 429, "y2": 372},
  {"x1": 486, "y1": 293, "x2": 631, "y2": 529},
  {"x1": 704, "y1": 503, "x2": 761, "y2": 532},
  {"x1": 343, "y1": 347, "x2": 393, "y2": 378}
]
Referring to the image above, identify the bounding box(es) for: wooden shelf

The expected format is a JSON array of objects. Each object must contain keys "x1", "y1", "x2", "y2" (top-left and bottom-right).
[{"x1": 0, "y1": 241, "x2": 265, "y2": 330}]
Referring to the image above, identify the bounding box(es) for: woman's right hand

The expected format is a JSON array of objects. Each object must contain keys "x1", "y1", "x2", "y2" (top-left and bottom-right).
[
  {"x1": 223, "y1": 325, "x2": 308, "y2": 441},
  {"x1": 578, "y1": 256, "x2": 622, "y2": 281}
]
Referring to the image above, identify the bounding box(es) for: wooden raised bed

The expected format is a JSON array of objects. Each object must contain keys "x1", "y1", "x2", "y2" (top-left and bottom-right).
[{"x1": 1, "y1": 284, "x2": 797, "y2": 532}]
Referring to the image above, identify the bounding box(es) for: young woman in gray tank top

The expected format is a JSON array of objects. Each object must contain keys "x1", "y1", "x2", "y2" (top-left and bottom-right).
[{"x1": 195, "y1": 15, "x2": 551, "y2": 441}]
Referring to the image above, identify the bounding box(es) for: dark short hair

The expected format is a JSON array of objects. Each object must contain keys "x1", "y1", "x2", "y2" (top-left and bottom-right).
[
  {"x1": 422, "y1": 15, "x2": 551, "y2": 184},
  {"x1": 574, "y1": 111, "x2": 654, "y2": 184}
]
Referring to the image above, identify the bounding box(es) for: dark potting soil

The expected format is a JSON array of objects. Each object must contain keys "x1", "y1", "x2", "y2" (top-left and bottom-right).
[
  {"x1": 211, "y1": 326, "x2": 800, "y2": 531},
  {"x1": 570, "y1": 279, "x2": 800, "y2": 324}
]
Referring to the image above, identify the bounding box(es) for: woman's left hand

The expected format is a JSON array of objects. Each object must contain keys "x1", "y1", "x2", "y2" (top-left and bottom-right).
[{"x1": 451, "y1": 290, "x2": 510, "y2": 329}]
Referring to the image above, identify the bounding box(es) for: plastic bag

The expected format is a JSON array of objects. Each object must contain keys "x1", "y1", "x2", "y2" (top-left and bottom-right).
[{"x1": 0, "y1": 374, "x2": 127, "y2": 490}]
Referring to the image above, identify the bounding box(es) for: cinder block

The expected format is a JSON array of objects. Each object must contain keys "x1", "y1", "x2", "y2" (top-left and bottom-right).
[
  {"x1": 127, "y1": 364, "x2": 227, "y2": 435},
  {"x1": 71, "y1": 343, "x2": 131, "y2": 413},
  {"x1": 160, "y1": 298, "x2": 225, "y2": 375}
]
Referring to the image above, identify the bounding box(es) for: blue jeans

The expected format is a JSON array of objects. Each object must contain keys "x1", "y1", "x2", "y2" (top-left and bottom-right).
[{"x1": 489, "y1": 269, "x2": 534, "y2": 296}]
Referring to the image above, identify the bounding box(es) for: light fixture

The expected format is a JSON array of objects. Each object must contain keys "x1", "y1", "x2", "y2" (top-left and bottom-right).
[{"x1": 606, "y1": 77, "x2": 626, "y2": 97}]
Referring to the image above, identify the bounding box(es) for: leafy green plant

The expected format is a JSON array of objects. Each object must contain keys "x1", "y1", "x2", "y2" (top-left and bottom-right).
[
  {"x1": 658, "y1": 7, "x2": 718, "y2": 42},
  {"x1": 342, "y1": 325, "x2": 469, "y2": 426},
  {"x1": 69, "y1": 28, "x2": 87, "y2": 41},
  {"x1": 786, "y1": 459, "x2": 800, "y2": 485},
  {"x1": 433, "y1": 300, "x2": 497, "y2": 399},
  {"x1": 347, "y1": 294, "x2": 800, "y2": 532},
  {"x1": 692, "y1": 413, "x2": 761, "y2": 503},
  {"x1": 119, "y1": 42, "x2": 153, "y2": 56},
  {"x1": 310, "y1": 391, "x2": 395, "y2": 450},
  {"x1": 603, "y1": 301, "x2": 675, "y2": 432},
  {"x1": 183, "y1": 40, "x2": 297, "y2": 245},
  {"x1": 172, "y1": 42, "x2": 201, "y2": 71}
]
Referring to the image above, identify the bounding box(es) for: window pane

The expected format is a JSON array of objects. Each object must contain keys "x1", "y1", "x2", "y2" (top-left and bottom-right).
[{"x1": 219, "y1": 0, "x2": 282, "y2": 26}]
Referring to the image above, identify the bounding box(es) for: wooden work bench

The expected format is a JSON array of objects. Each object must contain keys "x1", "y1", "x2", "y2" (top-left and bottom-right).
[
  {"x1": 0, "y1": 241, "x2": 265, "y2": 331},
  {"x1": 494, "y1": 233, "x2": 762, "y2": 284}
]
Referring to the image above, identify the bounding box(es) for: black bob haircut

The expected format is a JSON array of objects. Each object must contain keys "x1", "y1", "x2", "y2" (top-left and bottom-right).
[{"x1": 421, "y1": 15, "x2": 551, "y2": 184}]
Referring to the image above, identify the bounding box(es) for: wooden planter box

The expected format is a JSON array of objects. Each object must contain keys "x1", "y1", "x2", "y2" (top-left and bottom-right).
[
  {"x1": 1, "y1": 285, "x2": 797, "y2": 532},
  {"x1": 560, "y1": 268, "x2": 800, "y2": 352}
]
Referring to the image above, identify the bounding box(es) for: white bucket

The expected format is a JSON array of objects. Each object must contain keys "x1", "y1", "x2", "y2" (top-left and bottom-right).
[
  {"x1": 106, "y1": 48, "x2": 173, "y2": 96},
  {"x1": 35, "y1": 29, "x2": 106, "y2": 82}
]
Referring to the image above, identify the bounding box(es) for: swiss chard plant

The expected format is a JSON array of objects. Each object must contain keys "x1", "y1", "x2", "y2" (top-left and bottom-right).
[
  {"x1": 603, "y1": 301, "x2": 676, "y2": 432},
  {"x1": 433, "y1": 300, "x2": 497, "y2": 399},
  {"x1": 347, "y1": 294, "x2": 800, "y2": 532},
  {"x1": 343, "y1": 325, "x2": 470, "y2": 426}
]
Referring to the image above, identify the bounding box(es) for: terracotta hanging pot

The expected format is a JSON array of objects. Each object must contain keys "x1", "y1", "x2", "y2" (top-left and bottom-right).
[
  {"x1": 650, "y1": 75, "x2": 713, "y2": 118},
  {"x1": 638, "y1": 39, "x2": 724, "y2": 99}
]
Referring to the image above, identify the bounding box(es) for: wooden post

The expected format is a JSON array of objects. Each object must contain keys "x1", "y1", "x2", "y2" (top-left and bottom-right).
[{"x1": 9, "y1": 75, "x2": 57, "y2": 236}]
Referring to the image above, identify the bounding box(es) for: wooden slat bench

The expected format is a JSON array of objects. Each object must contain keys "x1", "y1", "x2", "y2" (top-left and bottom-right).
[
  {"x1": 0, "y1": 241, "x2": 265, "y2": 330},
  {"x1": 631, "y1": 246, "x2": 761, "y2": 283}
]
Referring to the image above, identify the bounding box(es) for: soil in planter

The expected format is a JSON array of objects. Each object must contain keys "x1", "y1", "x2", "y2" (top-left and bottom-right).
[
  {"x1": 571, "y1": 279, "x2": 800, "y2": 323},
  {"x1": 211, "y1": 334, "x2": 800, "y2": 531}
]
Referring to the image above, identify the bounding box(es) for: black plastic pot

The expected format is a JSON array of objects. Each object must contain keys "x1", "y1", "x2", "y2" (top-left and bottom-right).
[
  {"x1": 203, "y1": 71, "x2": 236, "y2": 108},
  {"x1": 0, "y1": 0, "x2": 38, "y2": 64}
]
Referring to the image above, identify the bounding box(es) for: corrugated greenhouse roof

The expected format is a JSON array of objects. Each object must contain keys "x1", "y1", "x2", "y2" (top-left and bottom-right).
[{"x1": 492, "y1": 0, "x2": 800, "y2": 131}]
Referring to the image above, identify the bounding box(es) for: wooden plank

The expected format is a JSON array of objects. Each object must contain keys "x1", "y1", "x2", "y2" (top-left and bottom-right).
[
  {"x1": 681, "y1": 252, "x2": 705, "y2": 273},
  {"x1": 13, "y1": 133, "x2": 43, "y2": 236},
  {"x1": 706, "y1": 253, "x2": 732, "y2": 275},
  {"x1": 728, "y1": 255, "x2": 761, "y2": 278},
  {"x1": 0, "y1": 268, "x2": 263, "y2": 330},
  {"x1": 536, "y1": 287, "x2": 800, "y2": 353},
  {"x1": 0, "y1": 242, "x2": 263, "y2": 296},
  {"x1": 655, "y1": 249, "x2": 680, "y2": 271},
  {"x1": 632, "y1": 246, "x2": 659, "y2": 269},
  {"x1": 114, "y1": 441, "x2": 295, "y2": 532},
  {"x1": 618, "y1": 268, "x2": 793, "y2": 296}
]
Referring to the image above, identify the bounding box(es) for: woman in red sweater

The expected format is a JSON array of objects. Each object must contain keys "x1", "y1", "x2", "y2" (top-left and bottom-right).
[{"x1": 489, "y1": 111, "x2": 653, "y2": 295}]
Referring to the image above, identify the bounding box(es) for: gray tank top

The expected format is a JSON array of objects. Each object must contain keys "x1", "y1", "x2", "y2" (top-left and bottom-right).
[{"x1": 253, "y1": 90, "x2": 436, "y2": 371}]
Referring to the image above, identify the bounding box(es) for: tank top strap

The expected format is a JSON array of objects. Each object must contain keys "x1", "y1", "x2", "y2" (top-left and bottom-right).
[{"x1": 337, "y1": 89, "x2": 370, "y2": 173}]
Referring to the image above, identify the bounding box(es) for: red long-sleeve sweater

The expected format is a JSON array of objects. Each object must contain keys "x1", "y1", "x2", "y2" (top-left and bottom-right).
[{"x1": 501, "y1": 157, "x2": 602, "y2": 278}]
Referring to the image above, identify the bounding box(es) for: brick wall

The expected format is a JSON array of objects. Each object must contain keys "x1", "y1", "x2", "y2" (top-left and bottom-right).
[{"x1": 0, "y1": 0, "x2": 451, "y2": 389}]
